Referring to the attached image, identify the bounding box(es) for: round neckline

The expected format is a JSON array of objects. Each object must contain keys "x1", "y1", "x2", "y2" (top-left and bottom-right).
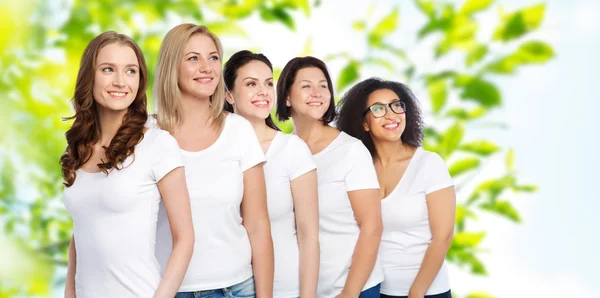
[
  {"x1": 76, "y1": 128, "x2": 154, "y2": 175},
  {"x1": 180, "y1": 113, "x2": 231, "y2": 156},
  {"x1": 312, "y1": 130, "x2": 343, "y2": 158}
]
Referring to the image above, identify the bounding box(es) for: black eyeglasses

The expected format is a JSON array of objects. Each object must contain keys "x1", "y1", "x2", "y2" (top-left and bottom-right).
[{"x1": 364, "y1": 100, "x2": 406, "y2": 118}]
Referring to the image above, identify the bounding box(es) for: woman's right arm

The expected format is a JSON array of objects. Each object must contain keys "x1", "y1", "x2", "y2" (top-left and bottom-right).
[{"x1": 65, "y1": 235, "x2": 76, "y2": 298}]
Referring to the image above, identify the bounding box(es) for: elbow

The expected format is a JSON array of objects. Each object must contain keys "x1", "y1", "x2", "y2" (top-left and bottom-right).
[
  {"x1": 360, "y1": 219, "x2": 383, "y2": 240},
  {"x1": 433, "y1": 231, "x2": 454, "y2": 248}
]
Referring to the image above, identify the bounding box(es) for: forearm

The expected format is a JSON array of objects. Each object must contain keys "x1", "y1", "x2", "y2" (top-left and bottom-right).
[
  {"x1": 341, "y1": 225, "x2": 382, "y2": 297},
  {"x1": 298, "y1": 233, "x2": 319, "y2": 298},
  {"x1": 153, "y1": 235, "x2": 194, "y2": 298},
  {"x1": 409, "y1": 237, "x2": 452, "y2": 296},
  {"x1": 65, "y1": 236, "x2": 76, "y2": 298},
  {"x1": 248, "y1": 223, "x2": 274, "y2": 298}
]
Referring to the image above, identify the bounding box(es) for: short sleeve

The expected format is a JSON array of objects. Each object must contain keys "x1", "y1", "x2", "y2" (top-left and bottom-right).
[
  {"x1": 151, "y1": 130, "x2": 184, "y2": 182},
  {"x1": 423, "y1": 152, "x2": 454, "y2": 194},
  {"x1": 236, "y1": 116, "x2": 266, "y2": 171},
  {"x1": 345, "y1": 141, "x2": 380, "y2": 192},
  {"x1": 286, "y1": 135, "x2": 316, "y2": 180}
]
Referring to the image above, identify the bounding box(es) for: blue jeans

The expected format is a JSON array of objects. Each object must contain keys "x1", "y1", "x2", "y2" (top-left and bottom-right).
[
  {"x1": 174, "y1": 277, "x2": 255, "y2": 298},
  {"x1": 359, "y1": 284, "x2": 381, "y2": 298}
]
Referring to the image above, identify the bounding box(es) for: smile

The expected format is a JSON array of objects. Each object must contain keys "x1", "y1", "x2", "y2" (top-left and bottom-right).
[
  {"x1": 107, "y1": 91, "x2": 128, "y2": 99},
  {"x1": 194, "y1": 77, "x2": 213, "y2": 84}
]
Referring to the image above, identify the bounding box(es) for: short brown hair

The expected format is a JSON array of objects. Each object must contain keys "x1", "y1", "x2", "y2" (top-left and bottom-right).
[{"x1": 276, "y1": 56, "x2": 336, "y2": 124}]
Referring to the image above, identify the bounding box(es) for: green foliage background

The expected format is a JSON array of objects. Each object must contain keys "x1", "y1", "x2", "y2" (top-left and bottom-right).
[{"x1": 0, "y1": 0, "x2": 552, "y2": 297}]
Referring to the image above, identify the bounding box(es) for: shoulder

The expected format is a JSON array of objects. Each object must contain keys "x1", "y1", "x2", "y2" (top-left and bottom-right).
[
  {"x1": 418, "y1": 148, "x2": 448, "y2": 170},
  {"x1": 227, "y1": 112, "x2": 251, "y2": 128},
  {"x1": 143, "y1": 127, "x2": 178, "y2": 150}
]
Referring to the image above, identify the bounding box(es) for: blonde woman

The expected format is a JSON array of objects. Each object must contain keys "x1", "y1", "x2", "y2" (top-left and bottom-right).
[{"x1": 152, "y1": 24, "x2": 274, "y2": 298}]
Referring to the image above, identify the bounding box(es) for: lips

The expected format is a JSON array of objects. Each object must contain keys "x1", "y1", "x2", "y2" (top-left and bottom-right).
[
  {"x1": 251, "y1": 99, "x2": 270, "y2": 108},
  {"x1": 107, "y1": 91, "x2": 128, "y2": 99},
  {"x1": 382, "y1": 121, "x2": 400, "y2": 131},
  {"x1": 193, "y1": 77, "x2": 214, "y2": 84},
  {"x1": 307, "y1": 101, "x2": 323, "y2": 107}
]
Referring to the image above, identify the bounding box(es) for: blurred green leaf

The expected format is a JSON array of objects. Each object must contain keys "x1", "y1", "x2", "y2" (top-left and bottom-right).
[
  {"x1": 414, "y1": 0, "x2": 436, "y2": 18},
  {"x1": 481, "y1": 199, "x2": 521, "y2": 222},
  {"x1": 365, "y1": 57, "x2": 395, "y2": 72},
  {"x1": 447, "y1": 107, "x2": 487, "y2": 120},
  {"x1": 440, "y1": 122, "x2": 464, "y2": 158},
  {"x1": 353, "y1": 20, "x2": 366, "y2": 31},
  {"x1": 449, "y1": 157, "x2": 481, "y2": 176},
  {"x1": 460, "y1": 140, "x2": 500, "y2": 156},
  {"x1": 506, "y1": 148, "x2": 515, "y2": 170},
  {"x1": 493, "y1": 3, "x2": 546, "y2": 42},
  {"x1": 467, "y1": 292, "x2": 496, "y2": 298},
  {"x1": 466, "y1": 44, "x2": 488, "y2": 66},
  {"x1": 260, "y1": 6, "x2": 295, "y2": 30},
  {"x1": 513, "y1": 184, "x2": 538, "y2": 192},
  {"x1": 459, "y1": 0, "x2": 494, "y2": 15},
  {"x1": 220, "y1": 0, "x2": 261, "y2": 18},
  {"x1": 454, "y1": 231, "x2": 486, "y2": 247},
  {"x1": 337, "y1": 61, "x2": 360, "y2": 92},
  {"x1": 485, "y1": 40, "x2": 554, "y2": 74},
  {"x1": 427, "y1": 78, "x2": 447, "y2": 114},
  {"x1": 368, "y1": 7, "x2": 399, "y2": 47},
  {"x1": 204, "y1": 21, "x2": 248, "y2": 37},
  {"x1": 460, "y1": 78, "x2": 501, "y2": 108}
]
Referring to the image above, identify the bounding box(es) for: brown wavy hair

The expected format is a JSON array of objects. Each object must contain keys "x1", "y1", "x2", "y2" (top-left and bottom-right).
[{"x1": 60, "y1": 31, "x2": 149, "y2": 187}]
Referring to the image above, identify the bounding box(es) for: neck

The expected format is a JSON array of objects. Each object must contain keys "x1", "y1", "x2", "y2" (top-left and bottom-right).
[
  {"x1": 373, "y1": 139, "x2": 410, "y2": 166},
  {"x1": 97, "y1": 107, "x2": 127, "y2": 147},
  {"x1": 292, "y1": 114, "x2": 326, "y2": 144},
  {"x1": 180, "y1": 94, "x2": 212, "y2": 128},
  {"x1": 248, "y1": 117, "x2": 274, "y2": 142}
]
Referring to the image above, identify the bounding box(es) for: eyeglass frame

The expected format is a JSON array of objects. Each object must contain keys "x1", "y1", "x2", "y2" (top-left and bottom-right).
[{"x1": 363, "y1": 100, "x2": 406, "y2": 118}]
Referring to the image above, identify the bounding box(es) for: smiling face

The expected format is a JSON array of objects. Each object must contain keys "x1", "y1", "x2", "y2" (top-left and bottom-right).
[
  {"x1": 287, "y1": 67, "x2": 331, "y2": 121},
  {"x1": 92, "y1": 43, "x2": 140, "y2": 114},
  {"x1": 178, "y1": 33, "x2": 221, "y2": 99},
  {"x1": 363, "y1": 88, "x2": 407, "y2": 143},
  {"x1": 226, "y1": 60, "x2": 274, "y2": 122}
]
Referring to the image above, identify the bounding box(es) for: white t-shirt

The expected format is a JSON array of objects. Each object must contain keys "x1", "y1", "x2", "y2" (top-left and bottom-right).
[
  {"x1": 155, "y1": 113, "x2": 266, "y2": 291},
  {"x1": 312, "y1": 132, "x2": 384, "y2": 298},
  {"x1": 264, "y1": 132, "x2": 316, "y2": 297},
  {"x1": 63, "y1": 127, "x2": 184, "y2": 298},
  {"x1": 379, "y1": 147, "x2": 454, "y2": 296}
]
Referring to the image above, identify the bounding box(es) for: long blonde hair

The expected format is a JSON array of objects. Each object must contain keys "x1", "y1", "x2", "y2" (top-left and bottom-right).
[{"x1": 154, "y1": 23, "x2": 226, "y2": 131}]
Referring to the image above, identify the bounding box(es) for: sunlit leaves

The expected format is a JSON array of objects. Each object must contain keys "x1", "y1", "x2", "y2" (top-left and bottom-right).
[
  {"x1": 466, "y1": 44, "x2": 489, "y2": 66},
  {"x1": 440, "y1": 122, "x2": 464, "y2": 158},
  {"x1": 485, "y1": 40, "x2": 554, "y2": 74},
  {"x1": 493, "y1": 3, "x2": 546, "y2": 42},
  {"x1": 447, "y1": 231, "x2": 487, "y2": 274},
  {"x1": 427, "y1": 78, "x2": 448, "y2": 114},
  {"x1": 459, "y1": 77, "x2": 502, "y2": 108},
  {"x1": 337, "y1": 61, "x2": 361, "y2": 92},
  {"x1": 460, "y1": 140, "x2": 500, "y2": 156},
  {"x1": 467, "y1": 292, "x2": 496, "y2": 298},
  {"x1": 368, "y1": 8, "x2": 399, "y2": 47},
  {"x1": 449, "y1": 157, "x2": 481, "y2": 177},
  {"x1": 481, "y1": 199, "x2": 521, "y2": 222},
  {"x1": 459, "y1": 0, "x2": 495, "y2": 16}
]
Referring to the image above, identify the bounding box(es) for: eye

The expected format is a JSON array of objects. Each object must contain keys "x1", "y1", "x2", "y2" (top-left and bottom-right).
[
  {"x1": 320, "y1": 84, "x2": 328, "y2": 89},
  {"x1": 210, "y1": 55, "x2": 219, "y2": 61},
  {"x1": 371, "y1": 105, "x2": 384, "y2": 112},
  {"x1": 267, "y1": 81, "x2": 274, "y2": 87},
  {"x1": 301, "y1": 85, "x2": 310, "y2": 89},
  {"x1": 102, "y1": 67, "x2": 113, "y2": 73},
  {"x1": 188, "y1": 56, "x2": 198, "y2": 61},
  {"x1": 247, "y1": 82, "x2": 256, "y2": 87},
  {"x1": 126, "y1": 69, "x2": 137, "y2": 74}
]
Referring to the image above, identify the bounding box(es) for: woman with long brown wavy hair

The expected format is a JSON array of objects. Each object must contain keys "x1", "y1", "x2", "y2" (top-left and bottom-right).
[
  {"x1": 60, "y1": 31, "x2": 194, "y2": 298},
  {"x1": 152, "y1": 24, "x2": 274, "y2": 298}
]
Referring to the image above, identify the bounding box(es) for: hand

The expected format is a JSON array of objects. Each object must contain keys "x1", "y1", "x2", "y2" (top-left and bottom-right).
[
  {"x1": 408, "y1": 288, "x2": 425, "y2": 298},
  {"x1": 335, "y1": 291, "x2": 356, "y2": 298}
]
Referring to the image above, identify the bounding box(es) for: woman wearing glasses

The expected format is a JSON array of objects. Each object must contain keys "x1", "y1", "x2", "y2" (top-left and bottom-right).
[{"x1": 337, "y1": 78, "x2": 456, "y2": 298}]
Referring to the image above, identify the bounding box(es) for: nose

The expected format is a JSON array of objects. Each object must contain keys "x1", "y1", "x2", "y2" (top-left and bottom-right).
[
  {"x1": 198, "y1": 58, "x2": 212, "y2": 74},
  {"x1": 311, "y1": 89, "x2": 322, "y2": 98},
  {"x1": 112, "y1": 72, "x2": 125, "y2": 87}
]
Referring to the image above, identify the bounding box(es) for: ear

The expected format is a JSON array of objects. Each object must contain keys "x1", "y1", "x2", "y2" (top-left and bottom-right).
[
  {"x1": 225, "y1": 91, "x2": 235, "y2": 105},
  {"x1": 363, "y1": 120, "x2": 370, "y2": 132},
  {"x1": 286, "y1": 95, "x2": 291, "y2": 107}
]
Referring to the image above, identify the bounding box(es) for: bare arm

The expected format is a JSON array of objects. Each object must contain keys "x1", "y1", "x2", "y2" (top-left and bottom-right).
[
  {"x1": 409, "y1": 186, "x2": 456, "y2": 298},
  {"x1": 339, "y1": 189, "x2": 383, "y2": 297},
  {"x1": 153, "y1": 167, "x2": 195, "y2": 298},
  {"x1": 290, "y1": 170, "x2": 319, "y2": 298},
  {"x1": 241, "y1": 164, "x2": 274, "y2": 298},
  {"x1": 64, "y1": 235, "x2": 76, "y2": 298}
]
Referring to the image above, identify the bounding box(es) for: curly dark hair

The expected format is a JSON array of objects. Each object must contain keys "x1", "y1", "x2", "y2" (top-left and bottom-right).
[
  {"x1": 276, "y1": 56, "x2": 336, "y2": 124},
  {"x1": 60, "y1": 31, "x2": 149, "y2": 187},
  {"x1": 336, "y1": 77, "x2": 423, "y2": 157},
  {"x1": 223, "y1": 50, "x2": 279, "y2": 131}
]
